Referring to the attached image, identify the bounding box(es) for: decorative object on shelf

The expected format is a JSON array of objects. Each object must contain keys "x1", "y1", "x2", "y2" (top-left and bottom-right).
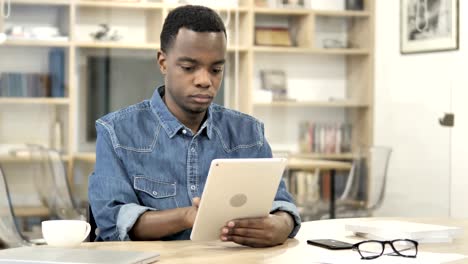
[
  {"x1": 322, "y1": 38, "x2": 348, "y2": 49},
  {"x1": 401, "y1": 0, "x2": 459, "y2": 54},
  {"x1": 0, "y1": 0, "x2": 11, "y2": 44},
  {"x1": 255, "y1": 27, "x2": 292, "y2": 46},
  {"x1": 345, "y1": 0, "x2": 364, "y2": 10},
  {"x1": 281, "y1": 0, "x2": 304, "y2": 8},
  {"x1": 260, "y1": 70, "x2": 291, "y2": 101},
  {"x1": 5, "y1": 25, "x2": 68, "y2": 41},
  {"x1": 90, "y1": 24, "x2": 122, "y2": 42}
]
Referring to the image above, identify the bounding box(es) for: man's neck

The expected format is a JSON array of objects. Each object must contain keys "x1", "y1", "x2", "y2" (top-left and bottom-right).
[
  {"x1": 178, "y1": 112, "x2": 206, "y2": 133},
  {"x1": 162, "y1": 95, "x2": 207, "y2": 133}
]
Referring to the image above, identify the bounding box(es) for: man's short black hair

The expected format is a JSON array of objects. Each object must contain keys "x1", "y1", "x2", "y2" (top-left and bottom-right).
[{"x1": 160, "y1": 5, "x2": 227, "y2": 53}]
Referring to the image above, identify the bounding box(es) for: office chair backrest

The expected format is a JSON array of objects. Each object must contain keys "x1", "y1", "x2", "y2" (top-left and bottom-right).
[
  {"x1": 366, "y1": 146, "x2": 392, "y2": 211},
  {"x1": 0, "y1": 167, "x2": 30, "y2": 248}
]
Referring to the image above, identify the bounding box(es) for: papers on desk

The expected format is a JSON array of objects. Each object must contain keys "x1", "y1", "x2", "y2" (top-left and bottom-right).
[
  {"x1": 314, "y1": 251, "x2": 466, "y2": 264},
  {"x1": 345, "y1": 220, "x2": 463, "y2": 243}
]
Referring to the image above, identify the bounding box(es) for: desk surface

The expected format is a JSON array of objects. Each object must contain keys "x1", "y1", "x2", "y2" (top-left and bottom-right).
[{"x1": 81, "y1": 218, "x2": 468, "y2": 264}]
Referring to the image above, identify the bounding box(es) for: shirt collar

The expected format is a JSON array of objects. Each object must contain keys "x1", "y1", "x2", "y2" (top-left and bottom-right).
[{"x1": 150, "y1": 86, "x2": 213, "y2": 139}]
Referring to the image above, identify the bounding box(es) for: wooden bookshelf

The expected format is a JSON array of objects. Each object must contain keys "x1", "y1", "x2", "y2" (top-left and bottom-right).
[
  {"x1": 253, "y1": 101, "x2": 369, "y2": 108},
  {"x1": 0, "y1": 0, "x2": 375, "y2": 187},
  {"x1": 0, "y1": 98, "x2": 70, "y2": 105},
  {"x1": 10, "y1": 0, "x2": 70, "y2": 6},
  {"x1": 75, "y1": 41, "x2": 159, "y2": 50},
  {"x1": 3, "y1": 39, "x2": 70, "y2": 47},
  {"x1": 76, "y1": 1, "x2": 164, "y2": 9}
]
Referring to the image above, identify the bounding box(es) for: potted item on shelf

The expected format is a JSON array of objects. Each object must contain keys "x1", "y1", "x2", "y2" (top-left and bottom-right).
[
  {"x1": 90, "y1": 24, "x2": 122, "y2": 42},
  {"x1": 345, "y1": 0, "x2": 364, "y2": 10},
  {"x1": 281, "y1": 0, "x2": 305, "y2": 8},
  {"x1": 255, "y1": 27, "x2": 292, "y2": 46}
]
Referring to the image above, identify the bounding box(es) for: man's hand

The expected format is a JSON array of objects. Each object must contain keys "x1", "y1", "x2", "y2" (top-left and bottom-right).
[
  {"x1": 183, "y1": 197, "x2": 200, "y2": 228},
  {"x1": 219, "y1": 211, "x2": 294, "y2": 247}
]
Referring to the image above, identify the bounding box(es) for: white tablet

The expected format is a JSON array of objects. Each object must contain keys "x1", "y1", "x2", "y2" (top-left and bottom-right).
[{"x1": 190, "y1": 158, "x2": 287, "y2": 241}]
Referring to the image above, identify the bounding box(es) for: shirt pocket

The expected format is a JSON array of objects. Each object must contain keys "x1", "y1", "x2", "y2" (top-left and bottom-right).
[{"x1": 133, "y1": 176, "x2": 178, "y2": 210}]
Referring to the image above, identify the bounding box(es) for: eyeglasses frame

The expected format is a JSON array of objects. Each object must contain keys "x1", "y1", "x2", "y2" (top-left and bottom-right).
[{"x1": 352, "y1": 239, "x2": 419, "y2": 260}]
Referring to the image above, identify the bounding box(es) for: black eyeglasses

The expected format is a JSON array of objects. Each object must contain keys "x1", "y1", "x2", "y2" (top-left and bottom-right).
[{"x1": 352, "y1": 239, "x2": 419, "y2": 260}]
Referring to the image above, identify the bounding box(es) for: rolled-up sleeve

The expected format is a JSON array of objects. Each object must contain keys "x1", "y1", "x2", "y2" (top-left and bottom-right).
[
  {"x1": 257, "y1": 122, "x2": 302, "y2": 238},
  {"x1": 88, "y1": 121, "x2": 154, "y2": 241}
]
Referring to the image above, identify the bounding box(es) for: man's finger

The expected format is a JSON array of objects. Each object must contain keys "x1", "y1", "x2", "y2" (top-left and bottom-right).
[
  {"x1": 227, "y1": 227, "x2": 269, "y2": 239},
  {"x1": 192, "y1": 197, "x2": 201, "y2": 207},
  {"x1": 227, "y1": 217, "x2": 270, "y2": 229},
  {"x1": 227, "y1": 235, "x2": 271, "y2": 248}
]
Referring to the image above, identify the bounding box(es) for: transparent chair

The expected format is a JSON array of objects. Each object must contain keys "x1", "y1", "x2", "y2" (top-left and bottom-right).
[
  {"x1": 0, "y1": 166, "x2": 31, "y2": 248},
  {"x1": 28, "y1": 146, "x2": 85, "y2": 220},
  {"x1": 320, "y1": 146, "x2": 392, "y2": 219}
]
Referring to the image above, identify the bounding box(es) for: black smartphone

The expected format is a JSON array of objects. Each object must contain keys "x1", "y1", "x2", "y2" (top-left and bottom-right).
[{"x1": 307, "y1": 239, "x2": 354, "y2": 250}]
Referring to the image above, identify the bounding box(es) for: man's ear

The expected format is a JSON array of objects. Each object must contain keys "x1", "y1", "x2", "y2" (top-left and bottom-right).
[{"x1": 157, "y1": 51, "x2": 167, "y2": 75}]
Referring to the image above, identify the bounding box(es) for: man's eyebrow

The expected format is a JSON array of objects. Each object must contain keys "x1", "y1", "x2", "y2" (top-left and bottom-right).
[
  {"x1": 177, "y1": 57, "x2": 198, "y2": 63},
  {"x1": 177, "y1": 57, "x2": 226, "y2": 65},
  {"x1": 213, "y1": 59, "x2": 226, "y2": 65}
]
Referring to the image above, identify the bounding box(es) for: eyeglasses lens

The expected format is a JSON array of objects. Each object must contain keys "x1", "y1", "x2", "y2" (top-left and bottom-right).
[
  {"x1": 358, "y1": 241, "x2": 384, "y2": 258},
  {"x1": 392, "y1": 240, "x2": 417, "y2": 257}
]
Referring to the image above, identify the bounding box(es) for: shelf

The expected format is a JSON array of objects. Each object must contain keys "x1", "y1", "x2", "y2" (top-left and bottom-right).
[
  {"x1": 290, "y1": 152, "x2": 355, "y2": 160},
  {"x1": 3, "y1": 39, "x2": 70, "y2": 48},
  {"x1": 254, "y1": 7, "x2": 310, "y2": 16},
  {"x1": 73, "y1": 152, "x2": 96, "y2": 163},
  {"x1": 314, "y1": 10, "x2": 371, "y2": 17},
  {"x1": 227, "y1": 46, "x2": 249, "y2": 52},
  {"x1": 76, "y1": 1, "x2": 163, "y2": 9},
  {"x1": 253, "y1": 101, "x2": 369, "y2": 108},
  {"x1": 313, "y1": 48, "x2": 370, "y2": 55},
  {"x1": 253, "y1": 46, "x2": 369, "y2": 55},
  {"x1": 0, "y1": 153, "x2": 71, "y2": 162},
  {"x1": 10, "y1": 0, "x2": 70, "y2": 6},
  {"x1": 165, "y1": 4, "x2": 248, "y2": 13},
  {"x1": 0, "y1": 98, "x2": 70, "y2": 105},
  {"x1": 75, "y1": 41, "x2": 159, "y2": 50},
  {"x1": 287, "y1": 158, "x2": 352, "y2": 171},
  {"x1": 14, "y1": 206, "x2": 50, "y2": 217}
]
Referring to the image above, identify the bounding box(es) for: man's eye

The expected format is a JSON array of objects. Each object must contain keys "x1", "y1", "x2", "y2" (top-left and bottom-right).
[
  {"x1": 181, "y1": 66, "x2": 194, "y2": 72},
  {"x1": 212, "y1": 68, "x2": 223, "y2": 74}
]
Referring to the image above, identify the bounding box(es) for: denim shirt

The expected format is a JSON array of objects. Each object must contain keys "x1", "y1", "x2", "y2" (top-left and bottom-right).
[{"x1": 88, "y1": 86, "x2": 301, "y2": 241}]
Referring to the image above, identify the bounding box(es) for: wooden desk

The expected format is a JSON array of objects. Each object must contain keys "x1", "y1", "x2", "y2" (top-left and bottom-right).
[
  {"x1": 287, "y1": 158, "x2": 352, "y2": 219},
  {"x1": 80, "y1": 218, "x2": 468, "y2": 264}
]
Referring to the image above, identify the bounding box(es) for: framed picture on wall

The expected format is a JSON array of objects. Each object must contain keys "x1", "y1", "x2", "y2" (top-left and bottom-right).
[{"x1": 401, "y1": 0, "x2": 459, "y2": 54}]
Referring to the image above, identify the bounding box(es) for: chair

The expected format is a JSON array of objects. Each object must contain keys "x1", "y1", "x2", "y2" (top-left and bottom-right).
[
  {"x1": 320, "y1": 146, "x2": 392, "y2": 219},
  {"x1": 0, "y1": 144, "x2": 86, "y2": 241},
  {"x1": 0, "y1": 166, "x2": 31, "y2": 248},
  {"x1": 30, "y1": 146, "x2": 85, "y2": 220}
]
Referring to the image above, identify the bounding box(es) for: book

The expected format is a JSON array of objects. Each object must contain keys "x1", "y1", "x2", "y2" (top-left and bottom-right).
[
  {"x1": 345, "y1": 220, "x2": 463, "y2": 243},
  {"x1": 49, "y1": 48, "x2": 65, "y2": 97}
]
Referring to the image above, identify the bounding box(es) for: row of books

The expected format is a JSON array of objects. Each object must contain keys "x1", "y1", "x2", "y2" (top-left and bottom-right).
[
  {"x1": 0, "y1": 49, "x2": 65, "y2": 98},
  {"x1": 298, "y1": 122, "x2": 352, "y2": 154},
  {"x1": 0, "y1": 73, "x2": 51, "y2": 97}
]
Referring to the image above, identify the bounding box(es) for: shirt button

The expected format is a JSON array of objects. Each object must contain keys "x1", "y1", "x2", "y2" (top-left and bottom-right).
[
  {"x1": 182, "y1": 129, "x2": 187, "y2": 134},
  {"x1": 191, "y1": 148, "x2": 195, "y2": 152},
  {"x1": 152, "y1": 191, "x2": 158, "y2": 196},
  {"x1": 190, "y1": 185, "x2": 196, "y2": 190}
]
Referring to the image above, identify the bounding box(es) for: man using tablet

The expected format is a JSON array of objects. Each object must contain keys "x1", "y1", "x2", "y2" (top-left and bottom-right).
[{"x1": 89, "y1": 5, "x2": 301, "y2": 248}]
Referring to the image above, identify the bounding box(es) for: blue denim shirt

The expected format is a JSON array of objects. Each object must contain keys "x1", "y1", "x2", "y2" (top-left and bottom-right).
[{"x1": 88, "y1": 86, "x2": 301, "y2": 241}]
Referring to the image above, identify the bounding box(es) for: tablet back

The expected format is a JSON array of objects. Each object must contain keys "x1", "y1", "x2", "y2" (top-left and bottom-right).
[{"x1": 190, "y1": 158, "x2": 287, "y2": 241}]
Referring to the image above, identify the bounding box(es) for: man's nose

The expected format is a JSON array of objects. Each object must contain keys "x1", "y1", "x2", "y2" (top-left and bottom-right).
[{"x1": 194, "y1": 69, "x2": 212, "y2": 88}]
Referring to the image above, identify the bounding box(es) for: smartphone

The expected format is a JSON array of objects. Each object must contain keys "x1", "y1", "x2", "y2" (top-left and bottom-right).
[{"x1": 307, "y1": 239, "x2": 354, "y2": 250}]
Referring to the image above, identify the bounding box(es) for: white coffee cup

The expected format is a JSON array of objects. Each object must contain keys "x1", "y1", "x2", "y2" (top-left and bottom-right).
[{"x1": 42, "y1": 220, "x2": 91, "y2": 247}]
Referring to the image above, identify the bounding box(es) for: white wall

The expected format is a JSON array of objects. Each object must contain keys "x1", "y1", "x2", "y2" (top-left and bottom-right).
[{"x1": 374, "y1": 0, "x2": 468, "y2": 217}]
